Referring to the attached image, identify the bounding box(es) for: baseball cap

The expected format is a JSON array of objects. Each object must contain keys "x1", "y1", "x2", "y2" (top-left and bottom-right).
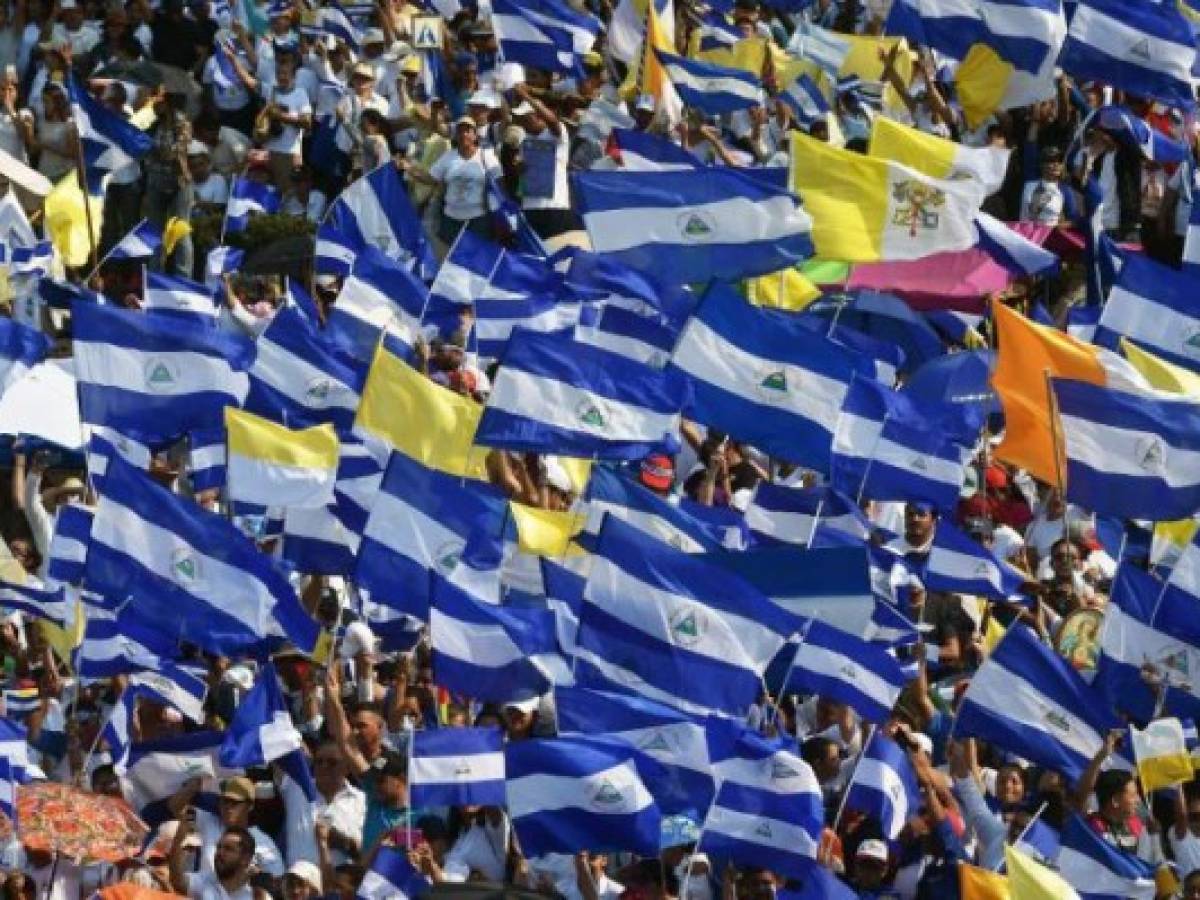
[
  {"x1": 504, "y1": 694, "x2": 540, "y2": 714},
  {"x1": 467, "y1": 90, "x2": 500, "y2": 109},
  {"x1": 639, "y1": 453, "x2": 674, "y2": 492},
  {"x1": 351, "y1": 62, "x2": 375, "y2": 80},
  {"x1": 453, "y1": 115, "x2": 476, "y2": 129},
  {"x1": 511, "y1": 100, "x2": 534, "y2": 117},
  {"x1": 286, "y1": 861, "x2": 322, "y2": 892},
  {"x1": 362, "y1": 27, "x2": 385, "y2": 45},
  {"x1": 186, "y1": 140, "x2": 210, "y2": 157},
  {"x1": 856, "y1": 839, "x2": 889, "y2": 864},
  {"x1": 220, "y1": 777, "x2": 256, "y2": 803},
  {"x1": 635, "y1": 93, "x2": 656, "y2": 112}
]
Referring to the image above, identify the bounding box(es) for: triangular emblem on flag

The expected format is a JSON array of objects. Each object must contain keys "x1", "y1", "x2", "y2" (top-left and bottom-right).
[
  {"x1": 1129, "y1": 38, "x2": 1152, "y2": 60},
  {"x1": 760, "y1": 370, "x2": 787, "y2": 392},
  {"x1": 593, "y1": 779, "x2": 624, "y2": 805},
  {"x1": 640, "y1": 731, "x2": 672, "y2": 752}
]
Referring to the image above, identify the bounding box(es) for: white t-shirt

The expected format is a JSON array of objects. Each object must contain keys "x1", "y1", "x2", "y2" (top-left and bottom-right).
[
  {"x1": 430, "y1": 147, "x2": 501, "y2": 221},
  {"x1": 195, "y1": 172, "x2": 229, "y2": 205},
  {"x1": 263, "y1": 85, "x2": 311, "y2": 157},
  {"x1": 521, "y1": 123, "x2": 570, "y2": 211},
  {"x1": 195, "y1": 809, "x2": 285, "y2": 878},
  {"x1": 1172, "y1": 829, "x2": 1200, "y2": 878},
  {"x1": 184, "y1": 872, "x2": 255, "y2": 900}
]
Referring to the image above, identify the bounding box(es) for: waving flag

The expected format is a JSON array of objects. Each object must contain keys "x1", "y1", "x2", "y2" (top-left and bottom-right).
[
  {"x1": 1085, "y1": 105, "x2": 1191, "y2": 165},
  {"x1": 779, "y1": 75, "x2": 830, "y2": 127},
  {"x1": 204, "y1": 245, "x2": 244, "y2": 289},
  {"x1": 328, "y1": 249, "x2": 428, "y2": 363},
  {"x1": 359, "y1": 846, "x2": 431, "y2": 900},
  {"x1": 555, "y1": 686, "x2": 713, "y2": 817},
  {"x1": 576, "y1": 515, "x2": 798, "y2": 718},
  {"x1": 317, "y1": 162, "x2": 436, "y2": 280},
  {"x1": 954, "y1": 625, "x2": 1120, "y2": 781},
  {"x1": 669, "y1": 283, "x2": 874, "y2": 471},
  {"x1": 575, "y1": 167, "x2": 813, "y2": 285},
  {"x1": 1061, "y1": 0, "x2": 1195, "y2": 109},
  {"x1": 745, "y1": 483, "x2": 871, "y2": 548},
  {"x1": 790, "y1": 132, "x2": 986, "y2": 262},
  {"x1": 0, "y1": 759, "x2": 16, "y2": 829},
  {"x1": 108, "y1": 220, "x2": 162, "y2": 260},
  {"x1": 606, "y1": 128, "x2": 700, "y2": 172},
  {"x1": 473, "y1": 296, "x2": 578, "y2": 362},
  {"x1": 1095, "y1": 252, "x2": 1200, "y2": 374},
  {"x1": 477, "y1": 330, "x2": 686, "y2": 461},
  {"x1": 783, "y1": 619, "x2": 909, "y2": 722},
  {"x1": 73, "y1": 301, "x2": 251, "y2": 442},
  {"x1": 868, "y1": 116, "x2": 1012, "y2": 195},
  {"x1": 0, "y1": 318, "x2": 50, "y2": 395},
  {"x1": 224, "y1": 408, "x2": 339, "y2": 509},
  {"x1": 582, "y1": 465, "x2": 727, "y2": 553},
  {"x1": 67, "y1": 75, "x2": 152, "y2": 171},
  {"x1": 46, "y1": 503, "x2": 92, "y2": 587},
  {"x1": 923, "y1": 520, "x2": 1025, "y2": 600},
  {"x1": 424, "y1": 231, "x2": 523, "y2": 325},
  {"x1": 0, "y1": 579, "x2": 69, "y2": 628},
  {"x1": 318, "y1": 0, "x2": 360, "y2": 50},
  {"x1": 409, "y1": 727, "x2": 504, "y2": 808},
  {"x1": 1057, "y1": 813, "x2": 1156, "y2": 900},
  {"x1": 143, "y1": 271, "x2": 217, "y2": 319},
  {"x1": 220, "y1": 662, "x2": 303, "y2": 767},
  {"x1": 1129, "y1": 718, "x2": 1195, "y2": 793},
  {"x1": 246, "y1": 306, "x2": 365, "y2": 431},
  {"x1": 356, "y1": 451, "x2": 508, "y2": 619},
  {"x1": 843, "y1": 732, "x2": 920, "y2": 840},
  {"x1": 506, "y1": 735, "x2": 662, "y2": 857},
  {"x1": 104, "y1": 665, "x2": 209, "y2": 766},
  {"x1": 121, "y1": 730, "x2": 223, "y2": 823},
  {"x1": 77, "y1": 602, "x2": 183, "y2": 679},
  {"x1": 654, "y1": 49, "x2": 762, "y2": 114},
  {"x1": 577, "y1": 304, "x2": 677, "y2": 369},
  {"x1": 491, "y1": 0, "x2": 598, "y2": 72},
  {"x1": 564, "y1": 247, "x2": 695, "y2": 325},
  {"x1": 86, "y1": 455, "x2": 320, "y2": 658},
  {"x1": 225, "y1": 177, "x2": 280, "y2": 233}
]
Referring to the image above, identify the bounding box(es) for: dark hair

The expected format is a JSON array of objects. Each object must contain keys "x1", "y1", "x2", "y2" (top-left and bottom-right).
[
  {"x1": 222, "y1": 825, "x2": 256, "y2": 859},
  {"x1": 1095, "y1": 770, "x2": 1134, "y2": 810},
  {"x1": 801, "y1": 736, "x2": 838, "y2": 769}
]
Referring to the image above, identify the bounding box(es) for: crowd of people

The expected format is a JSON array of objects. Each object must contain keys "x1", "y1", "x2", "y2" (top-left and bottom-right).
[{"x1": 0, "y1": 0, "x2": 1193, "y2": 899}]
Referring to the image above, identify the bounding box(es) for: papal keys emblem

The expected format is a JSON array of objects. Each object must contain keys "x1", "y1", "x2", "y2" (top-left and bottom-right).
[{"x1": 891, "y1": 179, "x2": 947, "y2": 236}]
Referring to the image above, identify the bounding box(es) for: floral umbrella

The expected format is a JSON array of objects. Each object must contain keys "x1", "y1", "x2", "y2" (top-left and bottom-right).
[{"x1": 0, "y1": 782, "x2": 148, "y2": 863}]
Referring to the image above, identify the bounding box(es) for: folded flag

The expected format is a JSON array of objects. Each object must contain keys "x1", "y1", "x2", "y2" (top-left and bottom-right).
[
  {"x1": 555, "y1": 686, "x2": 713, "y2": 817},
  {"x1": 1060, "y1": 0, "x2": 1196, "y2": 110},
  {"x1": 506, "y1": 735, "x2": 662, "y2": 857},
  {"x1": 358, "y1": 846, "x2": 431, "y2": 900},
  {"x1": 327, "y1": 248, "x2": 428, "y2": 363},
  {"x1": 225, "y1": 177, "x2": 280, "y2": 234},
  {"x1": 316, "y1": 153, "x2": 436, "y2": 281},
  {"x1": 477, "y1": 330, "x2": 686, "y2": 461},
  {"x1": 356, "y1": 451, "x2": 508, "y2": 620},
  {"x1": 143, "y1": 271, "x2": 218, "y2": 319},
  {"x1": 669, "y1": 282, "x2": 874, "y2": 472},
  {"x1": 868, "y1": 115, "x2": 1011, "y2": 195},
  {"x1": 1057, "y1": 812, "x2": 1156, "y2": 900},
  {"x1": 409, "y1": 727, "x2": 504, "y2": 808},
  {"x1": 574, "y1": 167, "x2": 813, "y2": 285},
  {"x1": 744, "y1": 483, "x2": 871, "y2": 548},
  {"x1": 953, "y1": 624, "x2": 1119, "y2": 781},
  {"x1": 72, "y1": 300, "x2": 252, "y2": 443},
  {"x1": 842, "y1": 731, "x2": 921, "y2": 840},
  {"x1": 220, "y1": 662, "x2": 304, "y2": 767},
  {"x1": 575, "y1": 515, "x2": 798, "y2": 718},
  {"x1": 67, "y1": 75, "x2": 152, "y2": 171},
  {"x1": 224, "y1": 407, "x2": 338, "y2": 509},
  {"x1": 86, "y1": 455, "x2": 320, "y2": 658},
  {"x1": 654, "y1": 48, "x2": 762, "y2": 114},
  {"x1": 1095, "y1": 251, "x2": 1200, "y2": 374},
  {"x1": 108, "y1": 219, "x2": 162, "y2": 261},
  {"x1": 923, "y1": 519, "x2": 1026, "y2": 600},
  {"x1": 0, "y1": 317, "x2": 50, "y2": 396}
]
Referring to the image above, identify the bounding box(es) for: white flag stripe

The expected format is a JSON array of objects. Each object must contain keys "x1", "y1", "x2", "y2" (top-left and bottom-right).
[
  {"x1": 410, "y1": 751, "x2": 506, "y2": 785},
  {"x1": 506, "y1": 761, "x2": 655, "y2": 819}
]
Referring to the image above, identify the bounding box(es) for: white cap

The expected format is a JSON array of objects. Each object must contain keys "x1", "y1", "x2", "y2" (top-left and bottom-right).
[
  {"x1": 341, "y1": 620, "x2": 377, "y2": 659},
  {"x1": 186, "y1": 140, "x2": 210, "y2": 157},
  {"x1": 856, "y1": 839, "x2": 889, "y2": 863},
  {"x1": 222, "y1": 664, "x2": 255, "y2": 692},
  {"x1": 511, "y1": 100, "x2": 534, "y2": 116},
  {"x1": 286, "y1": 861, "x2": 322, "y2": 892},
  {"x1": 543, "y1": 458, "x2": 572, "y2": 495},
  {"x1": 362, "y1": 27, "x2": 386, "y2": 45},
  {"x1": 504, "y1": 694, "x2": 540, "y2": 714},
  {"x1": 468, "y1": 89, "x2": 500, "y2": 109},
  {"x1": 635, "y1": 93, "x2": 656, "y2": 112}
]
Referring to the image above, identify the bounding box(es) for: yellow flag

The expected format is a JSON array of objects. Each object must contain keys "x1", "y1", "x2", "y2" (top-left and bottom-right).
[
  {"x1": 43, "y1": 598, "x2": 85, "y2": 662},
  {"x1": 510, "y1": 503, "x2": 587, "y2": 557},
  {"x1": 620, "y1": 0, "x2": 681, "y2": 124},
  {"x1": 1153, "y1": 517, "x2": 1200, "y2": 565},
  {"x1": 163, "y1": 217, "x2": 192, "y2": 258},
  {"x1": 1131, "y1": 719, "x2": 1195, "y2": 793},
  {"x1": 956, "y1": 43, "x2": 1015, "y2": 130},
  {"x1": 44, "y1": 172, "x2": 102, "y2": 267},
  {"x1": 746, "y1": 267, "x2": 820, "y2": 311},
  {"x1": 1004, "y1": 846, "x2": 1079, "y2": 900},
  {"x1": 1121, "y1": 337, "x2": 1200, "y2": 398},
  {"x1": 695, "y1": 36, "x2": 769, "y2": 76},
  {"x1": 557, "y1": 457, "x2": 594, "y2": 495},
  {"x1": 839, "y1": 34, "x2": 913, "y2": 114},
  {"x1": 958, "y1": 862, "x2": 1009, "y2": 900},
  {"x1": 355, "y1": 343, "x2": 488, "y2": 479}
]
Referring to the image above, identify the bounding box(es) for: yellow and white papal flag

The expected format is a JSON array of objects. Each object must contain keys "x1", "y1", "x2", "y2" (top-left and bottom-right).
[{"x1": 225, "y1": 407, "x2": 339, "y2": 509}]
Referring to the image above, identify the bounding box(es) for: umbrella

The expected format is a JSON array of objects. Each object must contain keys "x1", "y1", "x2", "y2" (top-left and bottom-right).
[
  {"x1": 430, "y1": 883, "x2": 552, "y2": 900},
  {"x1": 243, "y1": 234, "x2": 315, "y2": 280},
  {"x1": 93, "y1": 60, "x2": 164, "y2": 89},
  {"x1": 0, "y1": 782, "x2": 148, "y2": 863}
]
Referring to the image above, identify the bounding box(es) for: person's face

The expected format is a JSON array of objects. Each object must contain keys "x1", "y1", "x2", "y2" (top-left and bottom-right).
[
  {"x1": 1108, "y1": 779, "x2": 1139, "y2": 820},
  {"x1": 218, "y1": 794, "x2": 253, "y2": 827},
  {"x1": 352, "y1": 74, "x2": 373, "y2": 97},
  {"x1": 377, "y1": 772, "x2": 407, "y2": 806},
  {"x1": 853, "y1": 857, "x2": 887, "y2": 890},
  {"x1": 213, "y1": 835, "x2": 249, "y2": 880},
  {"x1": 502, "y1": 706, "x2": 534, "y2": 738},
  {"x1": 9, "y1": 539, "x2": 37, "y2": 574},
  {"x1": 313, "y1": 747, "x2": 345, "y2": 792},
  {"x1": 814, "y1": 744, "x2": 841, "y2": 783},
  {"x1": 1046, "y1": 490, "x2": 1066, "y2": 519},
  {"x1": 810, "y1": 120, "x2": 829, "y2": 142},
  {"x1": 283, "y1": 875, "x2": 315, "y2": 900},
  {"x1": 904, "y1": 505, "x2": 935, "y2": 544},
  {"x1": 61, "y1": 6, "x2": 82, "y2": 28},
  {"x1": 1051, "y1": 542, "x2": 1079, "y2": 579},
  {"x1": 334, "y1": 869, "x2": 358, "y2": 900},
  {"x1": 996, "y1": 768, "x2": 1024, "y2": 805},
  {"x1": 93, "y1": 770, "x2": 122, "y2": 798},
  {"x1": 351, "y1": 711, "x2": 382, "y2": 751},
  {"x1": 276, "y1": 61, "x2": 295, "y2": 90},
  {"x1": 739, "y1": 872, "x2": 775, "y2": 900},
  {"x1": 457, "y1": 122, "x2": 477, "y2": 152}
]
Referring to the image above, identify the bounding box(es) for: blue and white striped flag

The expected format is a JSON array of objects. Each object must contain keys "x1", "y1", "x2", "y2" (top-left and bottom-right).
[
  {"x1": 575, "y1": 168, "x2": 813, "y2": 285},
  {"x1": 8, "y1": 241, "x2": 52, "y2": 280},
  {"x1": 779, "y1": 74, "x2": 830, "y2": 127},
  {"x1": 46, "y1": 503, "x2": 92, "y2": 588},
  {"x1": 576, "y1": 304, "x2": 677, "y2": 369},
  {"x1": 86, "y1": 455, "x2": 320, "y2": 658},
  {"x1": 73, "y1": 301, "x2": 251, "y2": 442},
  {"x1": 358, "y1": 847, "x2": 431, "y2": 900},
  {"x1": 974, "y1": 212, "x2": 1060, "y2": 277},
  {"x1": 109, "y1": 220, "x2": 162, "y2": 260},
  {"x1": 67, "y1": 75, "x2": 152, "y2": 171},
  {"x1": 842, "y1": 732, "x2": 920, "y2": 840},
  {"x1": 782, "y1": 619, "x2": 910, "y2": 723},
  {"x1": 1053, "y1": 378, "x2": 1200, "y2": 521},
  {"x1": 575, "y1": 515, "x2": 798, "y2": 717},
  {"x1": 669, "y1": 283, "x2": 874, "y2": 471},
  {"x1": 0, "y1": 579, "x2": 70, "y2": 628},
  {"x1": 0, "y1": 317, "x2": 50, "y2": 395},
  {"x1": 505, "y1": 736, "x2": 662, "y2": 857},
  {"x1": 477, "y1": 330, "x2": 687, "y2": 461},
  {"x1": 409, "y1": 727, "x2": 505, "y2": 808},
  {"x1": 144, "y1": 271, "x2": 218, "y2": 319},
  {"x1": 77, "y1": 601, "x2": 182, "y2": 679},
  {"x1": 655, "y1": 49, "x2": 762, "y2": 114},
  {"x1": 225, "y1": 177, "x2": 280, "y2": 233},
  {"x1": 491, "y1": 0, "x2": 598, "y2": 72},
  {"x1": 103, "y1": 664, "x2": 209, "y2": 766},
  {"x1": 953, "y1": 625, "x2": 1120, "y2": 781},
  {"x1": 0, "y1": 758, "x2": 17, "y2": 830},
  {"x1": 581, "y1": 464, "x2": 728, "y2": 553},
  {"x1": 219, "y1": 662, "x2": 303, "y2": 767},
  {"x1": 744, "y1": 483, "x2": 871, "y2": 548},
  {"x1": 1057, "y1": 812, "x2": 1156, "y2": 900},
  {"x1": 606, "y1": 127, "x2": 701, "y2": 172},
  {"x1": 0, "y1": 720, "x2": 28, "y2": 784},
  {"x1": 121, "y1": 730, "x2": 223, "y2": 824},
  {"x1": 187, "y1": 426, "x2": 226, "y2": 492},
  {"x1": 472, "y1": 296, "x2": 578, "y2": 362},
  {"x1": 327, "y1": 248, "x2": 428, "y2": 363},
  {"x1": 204, "y1": 245, "x2": 245, "y2": 289},
  {"x1": 923, "y1": 519, "x2": 1026, "y2": 600},
  {"x1": 1060, "y1": 0, "x2": 1196, "y2": 109},
  {"x1": 318, "y1": 0, "x2": 360, "y2": 50},
  {"x1": 356, "y1": 451, "x2": 508, "y2": 620},
  {"x1": 431, "y1": 576, "x2": 568, "y2": 702}
]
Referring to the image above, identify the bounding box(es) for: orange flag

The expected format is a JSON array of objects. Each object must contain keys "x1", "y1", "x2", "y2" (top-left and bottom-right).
[
  {"x1": 990, "y1": 301, "x2": 1107, "y2": 485},
  {"x1": 958, "y1": 861, "x2": 1010, "y2": 900}
]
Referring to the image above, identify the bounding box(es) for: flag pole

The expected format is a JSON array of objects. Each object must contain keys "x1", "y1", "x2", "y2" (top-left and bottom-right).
[
  {"x1": 828, "y1": 723, "x2": 876, "y2": 836},
  {"x1": 84, "y1": 218, "x2": 148, "y2": 283},
  {"x1": 806, "y1": 498, "x2": 824, "y2": 549},
  {"x1": 69, "y1": 121, "x2": 99, "y2": 272},
  {"x1": 995, "y1": 801, "x2": 1048, "y2": 872},
  {"x1": 1042, "y1": 367, "x2": 1072, "y2": 551}
]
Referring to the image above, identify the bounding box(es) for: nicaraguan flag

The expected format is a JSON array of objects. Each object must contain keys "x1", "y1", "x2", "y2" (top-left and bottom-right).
[
  {"x1": 668, "y1": 283, "x2": 874, "y2": 471},
  {"x1": 842, "y1": 732, "x2": 920, "y2": 840},
  {"x1": 491, "y1": 0, "x2": 595, "y2": 72},
  {"x1": 224, "y1": 407, "x2": 339, "y2": 509},
  {"x1": 359, "y1": 847, "x2": 431, "y2": 900},
  {"x1": 575, "y1": 515, "x2": 798, "y2": 717},
  {"x1": 0, "y1": 317, "x2": 50, "y2": 396},
  {"x1": 783, "y1": 619, "x2": 910, "y2": 722},
  {"x1": 831, "y1": 374, "x2": 975, "y2": 509},
  {"x1": 1060, "y1": 0, "x2": 1196, "y2": 109},
  {"x1": 477, "y1": 330, "x2": 687, "y2": 461},
  {"x1": 654, "y1": 48, "x2": 762, "y2": 114},
  {"x1": 77, "y1": 601, "x2": 182, "y2": 679},
  {"x1": 225, "y1": 177, "x2": 280, "y2": 233},
  {"x1": 575, "y1": 167, "x2": 813, "y2": 285},
  {"x1": 606, "y1": 127, "x2": 701, "y2": 173},
  {"x1": 318, "y1": 0, "x2": 360, "y2": 50},
  {"x1": 409, "y1": 727, "x2": 505, "y2": 808},
  {"x1": 73, "y1": 301, "x2": 251, "y2": 442},
  {"x1": 431, "y1": 576, "x2": 567, "y2": 703},
  {"x1": 581, "y1": 465, "x2": 728, "y2": 553},
  {"x1": 317, "y1": 162, "x2": 436, "y2": 280},
  {"x1": 1056, "y1": 812, "x2": 1156, "y2": 900},
  {"x1": 187, "y1": 426, "x2": 226, "y2": 492},
  {"x1": 67, "y1": 74, "x2": 152, "y2": 171},
  {"x1": 0, "y1": 579, "x2": 70, "y2": 628},
  {"x1": 954, "y1": 624, "x2": 1119, "y2": 782},
  {"x1": 564, "y1": 246, "x2": 696, "y2": 325},
  {"x1": 204, "y1": 245, "x2": 244, "y2": 289},
  {"x1": 506, "y1": 735, "x2": 662, "y2": 857},
  {"x1": 1053, "y1": 378, "x2": 1200, "y2": 521},
  {"x1": 0, "y1": 758, "x2": 16, "y2": 830},
  {"x1": 779, "y1": 74, "x2": 830, "y2": 127},
  {"x1": 327, "y1": 248, "x2": 428, "y2": 363},
  {"x1": 86, "y1": 455, "x2": 320, "y2": 658},
  {"x1": 745, "y1": 483, "x2": 872, "y2": 548},
  {"x1": 45, "y1": 503, "x2": 92, "y2": 588},
  {"x1": 356, "y1": 450, "x2": 508, "y2": 619},
  {"x1": 143, "y1": 271, "x2": 218, "y2": 319},
  {"x1": 109, "y1": 220, "x2": 162, "y2": 260},
  {"x1": 1094, "y1": 250, "x2": 1200, "y2": 372},
  {"x1": 472, "y1": 295, "x2": 578, "y2": 362},
  {"x1": 121, "y1": 730, "x2": 223, "y2": 824},
  {"x1": 220, "y1": 662, "x2": 304, "y2": 767},
  {"x1": 576, "y1": 304, "x2": 677, "y2": 369},
  {"x1": 922, "y1": 519, "x2": 1026, "y2": 600}
]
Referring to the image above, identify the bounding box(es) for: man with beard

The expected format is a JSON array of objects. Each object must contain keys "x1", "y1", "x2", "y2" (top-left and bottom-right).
[{"x1": 170, "y1": 820, "x2": 256, "y2": 900}]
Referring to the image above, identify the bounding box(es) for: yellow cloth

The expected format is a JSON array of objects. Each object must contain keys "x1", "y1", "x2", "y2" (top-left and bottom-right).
[
  {"x1": 620, "y1": 0, "x2": 681, "y2": 123},
  {"x1": 557, "y1": 457, "x2": 594, "y2": 494},
  {"x1": 225, "y1": 408, "x2": 338, "y2": 470},
  {"x1": 695, "y1": 36, "x2": 769, "y2": 76},
  {"x1": 163, "y1": 217, "x2": 192, "y2": 258},
  {"x1": 510, "y1": 503, "x2": 587, "y2": 557},
  {"x1": 1004, "y1": 845, "x2": 1079, "y2": 899},
  {"x1": 44, "y1": 172, "x2": 102, "y2": 267},
  {"x1": 990, "y1": 301, "x2": 1106, "y2": 485},
  {"x1": 959, "y1": 862, "x2": 1009, "y2": 900},
  {"x1": 1121, "y1": 337, "x2": 1200, "y2": 398},
  {"x1": 1131, "y1": 719, "x2": 1195, "y2": 792},
  {"x1": 839, "y1": 34, "x2": 913, "y2": 114},
  {"x1": 355, "y1": 343, "x2": 488, "y2": 479},
  {"x1": 956, "y1": 43, "x2": 1015, "y2": 129},
  {"x1": 746, "y1": 267, "x2": 821, "y2": 311}
]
